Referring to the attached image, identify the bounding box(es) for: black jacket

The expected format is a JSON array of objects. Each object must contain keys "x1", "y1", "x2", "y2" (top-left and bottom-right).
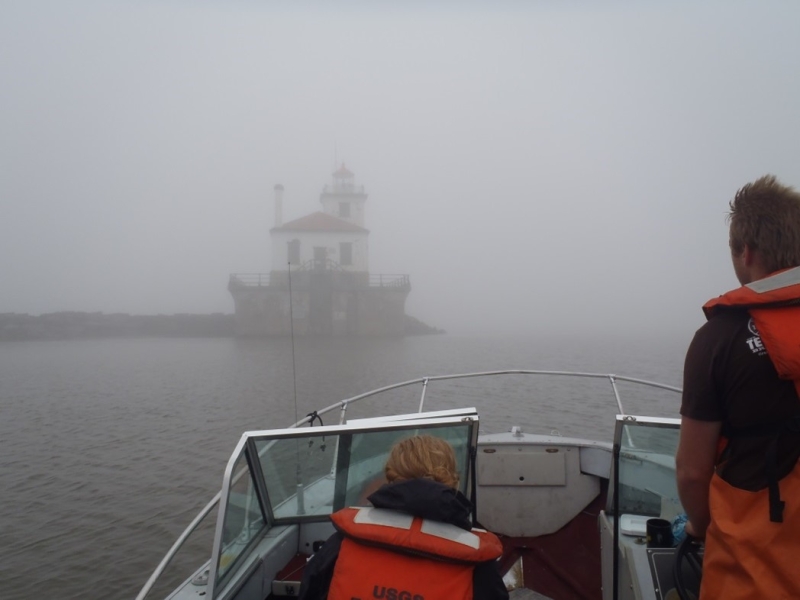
[{"x1": 298, "y1": 478, "x2": 509, "y2": 600}]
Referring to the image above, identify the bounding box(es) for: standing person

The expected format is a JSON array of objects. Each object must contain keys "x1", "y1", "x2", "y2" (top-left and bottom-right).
[
  {"x1": 676, "y1": 175, "x2": 800, "y2": 599},
  {"x1": 299, "y1": 435, "x2": 509, "y2": 600}
]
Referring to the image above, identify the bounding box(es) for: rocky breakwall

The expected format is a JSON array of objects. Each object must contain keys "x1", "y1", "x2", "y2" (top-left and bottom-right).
[{"x1": 0, "y1": 312, "x2": 235, "y2": 340}]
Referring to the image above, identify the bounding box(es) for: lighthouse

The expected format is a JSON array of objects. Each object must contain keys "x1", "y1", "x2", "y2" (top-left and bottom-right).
[{"x1": 229, "y1": 165, "x2": 411, "y2": 336}]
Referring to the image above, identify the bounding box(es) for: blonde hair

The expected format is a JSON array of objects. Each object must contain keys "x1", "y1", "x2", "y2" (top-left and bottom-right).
[
  {"x1": 384, "y1": 435, "x2": 460, "y2": 490},
  {"x1": 728, "y1": 175, "x2": 800, "y2": 273}
]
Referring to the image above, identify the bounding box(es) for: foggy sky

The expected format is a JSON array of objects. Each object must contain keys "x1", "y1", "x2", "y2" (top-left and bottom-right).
[{"x1": 2, "y1": 0, "x2": 799, "y2": 338}]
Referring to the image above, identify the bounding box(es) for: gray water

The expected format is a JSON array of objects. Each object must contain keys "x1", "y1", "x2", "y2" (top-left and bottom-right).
[{"x1": 0, "y1": 334, "x2": 687, "y2": 600}]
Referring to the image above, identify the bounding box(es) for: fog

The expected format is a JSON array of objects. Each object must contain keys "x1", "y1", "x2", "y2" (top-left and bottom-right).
[{"x1": 2, "y1": 0, "x2": 798, "y2": 339}]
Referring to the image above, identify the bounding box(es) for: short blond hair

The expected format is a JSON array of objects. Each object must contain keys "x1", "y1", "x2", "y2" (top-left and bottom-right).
[
  {"x1": 729, "y1": 175, "x2": 800, "y2": 273},
  {"x1": 384, "y1": 435, "x2": 460, "y2": 490}
]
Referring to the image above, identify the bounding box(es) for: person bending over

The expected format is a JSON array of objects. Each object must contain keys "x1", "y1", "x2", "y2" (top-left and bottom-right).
[{"x1": 299, "y1": 434, "x2": 509, "y2": 600}]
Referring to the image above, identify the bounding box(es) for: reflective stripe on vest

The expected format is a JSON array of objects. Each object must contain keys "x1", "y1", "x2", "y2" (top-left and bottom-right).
[
  {"x1": 704, "y1": 266, "x2": 800, "y2": 313},
  {"x1": 747, "y1": 266, "x2": 800, "y2": 293},
  {"x1": 331, "y1": 507, "x2": 502, "y2": 563}
]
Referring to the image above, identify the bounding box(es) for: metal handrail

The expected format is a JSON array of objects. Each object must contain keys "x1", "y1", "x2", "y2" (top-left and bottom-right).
[
  {"x1": 228, "y1": 273, "x2": 270, "y2": 287},
  {"x1": 135, "y1": 369, "x2": 681, "y2": 600},
  {"x1": 135, "y1": 493, "x2": 221, "y2": 600},
  {"x1": 367, "y1": 274, "x2": 409, "y2": 287},
  {"x1": 229, "y1": 271, "x2": 411, "y2": 288}
]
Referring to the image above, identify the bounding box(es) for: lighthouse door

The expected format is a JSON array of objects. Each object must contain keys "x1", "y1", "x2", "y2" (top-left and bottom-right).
[{"x1": 313, "y1": 247, "x2": 327, "y2": 270}]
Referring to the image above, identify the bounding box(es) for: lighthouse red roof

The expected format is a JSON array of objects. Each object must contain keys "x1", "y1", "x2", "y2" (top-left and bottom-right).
[
  {"x1": 333, "y1": 163, "x2": 354, "y2": 177},
  {"x1": 272, "y1": 211, "x2": 368, "y2": 233}
]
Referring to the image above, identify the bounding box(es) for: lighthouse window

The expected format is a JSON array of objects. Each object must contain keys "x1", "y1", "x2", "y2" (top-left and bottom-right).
[
  {"x1": 288, "y1": 239, "x2": 300, "y2": 264},
  {"x1": 340, "y1": 242, "x2": 353, "y2": 266},
  {"x1": 338, "y1": 202, "x2": 351, "y2": 218}
]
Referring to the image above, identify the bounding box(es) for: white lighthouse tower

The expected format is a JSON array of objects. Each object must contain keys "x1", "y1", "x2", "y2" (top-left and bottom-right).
[{"x1": 319, "y1": 163, "x2": 369, "y2": 228}]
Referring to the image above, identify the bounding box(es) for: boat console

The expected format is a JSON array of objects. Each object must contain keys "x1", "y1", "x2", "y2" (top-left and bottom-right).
[{"x1": 599, "y1": 415, "x2": 701, "y2": 600}]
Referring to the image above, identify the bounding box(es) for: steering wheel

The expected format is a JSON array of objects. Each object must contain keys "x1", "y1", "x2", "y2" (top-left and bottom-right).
[{"x1": 672, "y1": 534, "x2": 703, "y2": 600}]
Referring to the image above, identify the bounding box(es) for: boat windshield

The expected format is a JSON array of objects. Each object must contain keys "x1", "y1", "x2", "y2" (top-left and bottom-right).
[
  {"x1": 208, "y1": 410, "x2": 479, "y2": 597},
  {"x1": 615, "y1": 416, "x2": 682, "y2": 520},
  {"x1": 215, "y1": 449, "x2": 265, "y2": 586},
  {"x1": 254, "y1": 422, "x2": 473, "y2": 520}
]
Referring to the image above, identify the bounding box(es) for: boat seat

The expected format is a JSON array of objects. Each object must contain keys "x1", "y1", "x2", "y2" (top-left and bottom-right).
[{"x1": 270, "y1": 553, "x2": 308, "y2": 597}]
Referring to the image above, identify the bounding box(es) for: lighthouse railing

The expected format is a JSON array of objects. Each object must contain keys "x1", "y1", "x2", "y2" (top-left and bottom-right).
[{"x1": 230, "y1": 272, "x2": 410, "y2": 289}]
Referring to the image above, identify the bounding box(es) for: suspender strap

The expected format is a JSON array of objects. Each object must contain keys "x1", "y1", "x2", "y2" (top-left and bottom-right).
[
  {"x1": 722, "y1": 415, "x2": 800, "y2": 523},
  {"x1": 470, "y1": 446, "x2": 478, "y2": 528},
  {"x1": 765, "y1": 437, "x2": 786, "y2": 523}
]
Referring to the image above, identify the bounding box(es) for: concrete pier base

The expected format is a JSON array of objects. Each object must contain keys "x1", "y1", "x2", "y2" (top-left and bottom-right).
[{"x1": 229, "y1": 270, "x2": 411, "y2": 336}]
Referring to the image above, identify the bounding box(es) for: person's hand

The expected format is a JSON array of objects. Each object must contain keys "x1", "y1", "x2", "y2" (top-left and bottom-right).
[{"x1": 684, "y1": 520, "x2": 706, "y2": 540}]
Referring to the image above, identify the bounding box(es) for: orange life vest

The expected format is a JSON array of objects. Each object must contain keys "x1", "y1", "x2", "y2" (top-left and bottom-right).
[
  {"x1": 327, "y1": 507, "x2": 503, "y2": 600},
  {"x1": 704, "y1": 266, "x2": 800, "y2": 395},
  {"x1": 698, "y1": 266, "x2": 800, "y2": 600}
]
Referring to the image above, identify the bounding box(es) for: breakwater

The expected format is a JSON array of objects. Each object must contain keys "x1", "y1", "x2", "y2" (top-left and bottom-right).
[
  {"x1": 0, "y1": 312, "x2": 442, "y2": 340},
  {"x1": 0, "y1": 312, "x2": 235, "y2": 340}
]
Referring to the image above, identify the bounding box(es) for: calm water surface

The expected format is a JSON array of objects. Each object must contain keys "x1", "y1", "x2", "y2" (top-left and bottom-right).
[{"x1": 0, "y1": 334, "x2": 687, "y2": 600}]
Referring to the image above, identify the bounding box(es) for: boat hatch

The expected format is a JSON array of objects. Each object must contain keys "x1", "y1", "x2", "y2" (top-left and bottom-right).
[
  {"x1": 207, "y1": 409, "x2": 479, "y2": 599},
  {"x1": 604, "y1": 415, "x2": 685, "y2": 600}
]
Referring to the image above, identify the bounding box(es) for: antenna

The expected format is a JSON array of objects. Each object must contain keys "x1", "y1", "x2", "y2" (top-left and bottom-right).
[
  {"x1": 288, "y1": 262, "x2": 299, "y2": 427},
  {"x1": 288, "y1": 261, "x2": 305, "y2": 515}
]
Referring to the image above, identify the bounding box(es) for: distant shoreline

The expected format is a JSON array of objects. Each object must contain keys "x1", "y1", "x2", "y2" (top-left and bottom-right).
[{"x1": 0, "y1": 312, "x2": 443, "y2": 340}]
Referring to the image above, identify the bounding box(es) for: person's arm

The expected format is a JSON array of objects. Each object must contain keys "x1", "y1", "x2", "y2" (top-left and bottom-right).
[
  {"x1": 675, "y1": 416, "x2": 721, "y2": 538},
  {"x1": 298, "y1": 533, "x2": 342, "y2": 600}
]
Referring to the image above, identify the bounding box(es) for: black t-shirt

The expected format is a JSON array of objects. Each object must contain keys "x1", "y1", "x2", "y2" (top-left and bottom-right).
[{"x1": 681, "y1": 308, "x2": 800, "y2": 490}]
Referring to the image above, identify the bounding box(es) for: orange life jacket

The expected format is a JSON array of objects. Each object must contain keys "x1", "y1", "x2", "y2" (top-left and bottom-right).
[
  {"x1": 698, "y1": 266, "x2": 800, "y2": 600},
  {"x1": 327, "y1": 507, "x2": 503, "y2": 600},
  {"x1": 704, "y1": 266, "x2": 800, "y2": 395}
]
